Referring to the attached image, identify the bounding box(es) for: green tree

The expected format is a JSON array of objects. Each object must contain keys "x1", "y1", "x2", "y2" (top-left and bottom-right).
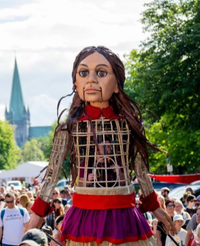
[
  {"x1": 38, "y1": 121, "x2": 70, "y2": 178},
  {"x1": 0, "y1": 120, "x2": 21, "y2": 169},
  {"x1": 125, "y1": 0, "x2": 200, "y2": 173},
  {"x1": 21, "y1": 138, "x2": 45, "y2": 162}
]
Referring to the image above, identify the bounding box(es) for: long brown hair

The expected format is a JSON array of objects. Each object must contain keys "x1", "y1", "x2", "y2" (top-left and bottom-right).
[{"x1": 56, "y1": 46, "x2": 159, "y2": 185}]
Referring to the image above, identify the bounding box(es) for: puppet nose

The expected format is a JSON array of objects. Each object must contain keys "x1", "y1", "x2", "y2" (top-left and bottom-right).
[{"x1": 87, "y1": 71, "x2": 98, "y2": 84}]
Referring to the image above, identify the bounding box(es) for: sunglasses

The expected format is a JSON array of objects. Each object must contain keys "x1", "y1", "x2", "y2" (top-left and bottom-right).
[
  {"x1": 167, "y1": 204, "x2": 175, "y2": 207},
  {"x1": 6, "y1": 200, "x2": 14, "y2": 204},
  {"x1": 53, "y1": 193, "x2": 58, "y2": 195},
  {"x1": 54, "y1": 201, "x2": 61, "y2": 204}
]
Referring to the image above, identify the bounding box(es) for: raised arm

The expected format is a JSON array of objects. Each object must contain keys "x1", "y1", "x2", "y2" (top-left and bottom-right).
[{"x1": 28, "y1": 126, "x2": 69, "y2": 229}]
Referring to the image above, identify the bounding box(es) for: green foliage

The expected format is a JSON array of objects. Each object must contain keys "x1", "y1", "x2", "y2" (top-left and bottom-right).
[
  {"x1": 125, "y1": 0, "x2": 200, "y2": 173},
  {"x1": 37, "y1": 121, "x2": 70, "y2": 178},
  {"x1": 21, "y1": 138, "x2": 45, "y2": 162},
  {"x1": 38, "y1": 122, "x2": 57, "y2": 159},
  {"x1": 146, "y1": 117, "x2": 200, "y2": 174},
  {"x1": 0, "y1": 120, "x2": 21, "y2": 170}
]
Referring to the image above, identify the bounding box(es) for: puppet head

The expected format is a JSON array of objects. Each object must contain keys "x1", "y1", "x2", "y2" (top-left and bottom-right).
[{"x1": 72, "y1": 46, "x2": 125, "y2": 92}]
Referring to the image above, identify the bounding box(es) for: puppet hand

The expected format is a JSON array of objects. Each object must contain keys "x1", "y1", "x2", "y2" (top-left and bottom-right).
[
  {"x1": 152, "y1": 207, "x2": 177, "y2": 236},
  {"x1": 27, "y1": 214, "x2": 45, "y2": 230}
]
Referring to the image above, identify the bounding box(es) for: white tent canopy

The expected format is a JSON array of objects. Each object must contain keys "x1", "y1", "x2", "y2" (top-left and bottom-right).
[{"x1": 0, "y1": 161, "x2": 48, "y2": 184}]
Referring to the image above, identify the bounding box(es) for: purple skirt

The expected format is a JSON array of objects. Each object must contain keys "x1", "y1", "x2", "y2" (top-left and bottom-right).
[{"x1": 61, "y1": 206, "x2": 153, "y2": 244}]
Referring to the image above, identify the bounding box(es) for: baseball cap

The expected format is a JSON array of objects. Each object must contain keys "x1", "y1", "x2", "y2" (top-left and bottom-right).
[
  {"x1": 161, "y1": 187, "x2": 170, "y2": 192},
  {"x1": 19, "y1": 229, "x2": 48, "y2": 246},
  {"x1": 173, "y1": 214, "x2": 185, "y2": 226}
]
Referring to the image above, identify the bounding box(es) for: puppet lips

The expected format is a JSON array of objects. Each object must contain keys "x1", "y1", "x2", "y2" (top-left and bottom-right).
[{"x1": 84, "y1": 87, "x2": 100, "y2": 92}]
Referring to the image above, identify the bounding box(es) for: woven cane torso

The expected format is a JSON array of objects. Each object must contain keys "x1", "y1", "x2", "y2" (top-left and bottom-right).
[{"x1": 72, "y1": 116, "x2": 134, "y2": 195}]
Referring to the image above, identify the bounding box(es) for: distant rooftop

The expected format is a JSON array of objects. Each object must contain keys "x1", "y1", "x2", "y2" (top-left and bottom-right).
[{"x1": 29, "y1": 126, "x2": 51, "y2": 139}]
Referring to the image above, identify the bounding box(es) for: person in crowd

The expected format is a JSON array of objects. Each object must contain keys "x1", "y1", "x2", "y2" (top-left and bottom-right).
[
  {"x1": 66, "y1": 189, "x2": 74, "y2": 206},
  {"x1": 161, "y1": 187, "x2": 170, "y2": 201},
  {"x1": 21, "y1": 187, "x2": 28, "y2": 193},
  {"x1": 156, "y1": 200, "x2": 175, "y2": 246},
  {"x1": 0, "y1": 193, "x2": 5, "y2": 210},
  {"x1": 52, "y1": 198, "x2": 65, "y2": 219},
  {"x1": 19, "y1": 228, "x2": 48, "y2": 246},
  {"x1": 26, "y1": 191, "x2": 35, "y2": 201},
  {"x1": 26, "y1": 200, "x2": 34, "y2": 216},
  {"x1": 64, "y1": 204, "x2": 71, "y2": 213},
  {"x1": 166, "y1": 200, "x2": 176, "y2": 218},
  {"x1": 135, "y1": 197, "x2": 142, "y2": 208},
  {"x1": 182, "y1": 192, "x2": 189, "y2": 208},
  {"x1": 185, "y1": 207, "x2": 200, "y2": 246},
  {"x1": 19, "y1": 194, "x2": 30, "y2": 211},
  {"x1": 0, "y1": 192, "x2": 30, "y2": 246},
  {"x1": 0, "y1": 186, "x2": 6, "y2": 197},
  {"x1": 45, "y1": 212, "x2": 55, "y2": 232},
  {"x1": 9, "y1": 185, "x2": 15, "y2": 192},
  {"x1": 60, "y1": 190, "x2": 68, "y2": 206},
  {"x1": 185, "y1": 194, "x2": 197, "y2": 217},
  {"x1": 186, "y1": 187, "x2": 195, "y2": 196},
  {"x1": 65, "y1": 188, "x2": 71, "y2": 202},
  {"x1": 194, "y1": 196, "x2": 200, "y2": 209},
  {"x1": 50, "y1": 215, "x2": 66, "y2": 246},
  {"x1": 152, "y1": 219, "x2": 158, "y2": 242},
  {"x1": 191, "y1": 223, "x2": 200, "y2": 246},
  {"x1": 174, "y1": 199, "x2": 191, "y2": 228},
  {"x1": 51, "y1": 188, "x2": 60, "y2": 201},
  {"x1": 158, "y1": 195, "x2": 167, "y2": 210},
  {"x1": 165, "y1": 214, "x2": 187, "y2": 246},
  {"x1": 34, "y1": 185, "x2": 40, "y2": 194}
]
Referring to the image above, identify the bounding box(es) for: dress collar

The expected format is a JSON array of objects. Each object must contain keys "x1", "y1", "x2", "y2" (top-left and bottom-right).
[{"x1": 78, "y1": 104, "x2": 123, "y2": 120}]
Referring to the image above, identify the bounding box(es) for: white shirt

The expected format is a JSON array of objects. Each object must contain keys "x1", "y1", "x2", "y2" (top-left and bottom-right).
[
  {"x1": 165, "y1": 228, "x2": 187, "y2": 246},
  {"x1": 0, "y1": 206, "x2": 30, "y2": 245}
]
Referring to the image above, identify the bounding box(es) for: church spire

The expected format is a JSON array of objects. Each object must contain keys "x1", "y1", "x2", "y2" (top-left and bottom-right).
[{"x1": 9, "y1": 57, "x2": 25, "y2": 122}]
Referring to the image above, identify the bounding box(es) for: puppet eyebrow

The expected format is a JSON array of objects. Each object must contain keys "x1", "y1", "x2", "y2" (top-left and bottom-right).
[{"x1": 79, "y1": 63, "x2": 109, "y2": 68}]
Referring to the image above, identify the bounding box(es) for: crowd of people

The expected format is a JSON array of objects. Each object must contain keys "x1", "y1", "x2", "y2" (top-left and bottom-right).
[
  {"x1": 138, "y1": 186, "x2": 200, "y2": 246},
  {"x1": 0, "y1": 183, "x2": 74, "y2": 246},
  {"x1": 0, "y1": 182, "x2": 199, "y2": 246}
]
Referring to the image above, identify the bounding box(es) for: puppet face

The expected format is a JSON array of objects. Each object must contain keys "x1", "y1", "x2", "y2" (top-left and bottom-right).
[{"x1": 75, "y1": 52, "x2": 118, "y2": 108}]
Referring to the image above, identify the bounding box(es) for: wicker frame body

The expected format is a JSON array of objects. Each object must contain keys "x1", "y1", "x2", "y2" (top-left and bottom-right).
[
  {"x1": 73, "y1": 117, "x2": 130, "y2": 191},
  {"x1": 71, "y1": 117, "x2": 153, "y2": 197},
  {"x1": 40, "y1": 117, "x2": 153, "y2": 201}
]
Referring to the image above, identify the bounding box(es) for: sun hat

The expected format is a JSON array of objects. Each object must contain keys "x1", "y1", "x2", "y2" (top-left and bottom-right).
[
  {"x1": 173, "y1": 214, "x2": 185, "y2": 226},
  {"x1": 19, "y1": 228, "x2": 48, "y2": 246}
]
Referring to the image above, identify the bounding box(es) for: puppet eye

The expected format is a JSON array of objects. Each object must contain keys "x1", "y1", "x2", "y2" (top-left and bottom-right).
[
  {"x1": 79, "y1": 70, "x2": 89, "y2": 77},
  {"x1": 97, "y1": 70, "x2": 107, "y2": 77}
]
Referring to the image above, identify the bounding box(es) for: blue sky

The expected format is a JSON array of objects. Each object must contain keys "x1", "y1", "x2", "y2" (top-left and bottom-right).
[{"x1": 0, "y1": 0, "x2": 150, "y2": 126}]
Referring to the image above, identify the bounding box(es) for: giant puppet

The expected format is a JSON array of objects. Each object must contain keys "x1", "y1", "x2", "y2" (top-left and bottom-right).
[{"x1": 30, "y1": 46, "x2": 175, "y2": 245}]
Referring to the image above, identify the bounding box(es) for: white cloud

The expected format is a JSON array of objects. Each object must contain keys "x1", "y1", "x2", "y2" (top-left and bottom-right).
[
  {"x1": 0, "y1": 104, "x2": 5, "y2": 121},
  {"x1": 28, "y1": 94, "x2": 71, "y2": 126},
  {"x1": 0, "y1": 0, "x2": 151, "y2": 126}
]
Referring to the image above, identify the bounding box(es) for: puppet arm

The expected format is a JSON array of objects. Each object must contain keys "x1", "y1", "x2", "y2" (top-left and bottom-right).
[
  {"x1": 134, "y1": 154, "x2": 176, "y2": 235},
  {"x1": 134, "y1": 155, "x2": 155, "y2": 200},
  {"x1": 31, "y1": 126, "x2": 69, "y2": 218}
]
